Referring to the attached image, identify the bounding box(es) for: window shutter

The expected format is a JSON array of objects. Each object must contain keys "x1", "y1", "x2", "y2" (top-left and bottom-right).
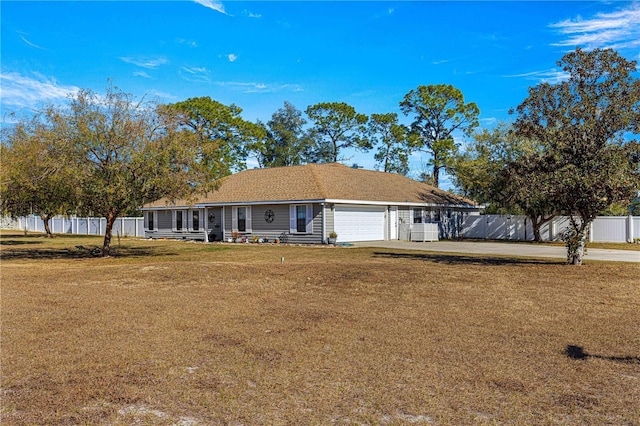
[
  {"x1": 289, "y1": 205, "x2": 296, "y2": 234},
  {"x1": 306, "y1": 204, "x2": 313, "y2": 234},
  {"x1": 172, "y1": 211, "x2": 177, "y2": 231},
  {"x1": 231, "y1": 207, "x2": 238, "y2": 232},
  {"x1": 245, "y1": 206, "x2": 252, "y2": 233}
]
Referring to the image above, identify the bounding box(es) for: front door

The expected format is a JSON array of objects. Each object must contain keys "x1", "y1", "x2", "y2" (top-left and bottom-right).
[{"x1": 390, "y1": 207, "x2": 398, "y2": 240}]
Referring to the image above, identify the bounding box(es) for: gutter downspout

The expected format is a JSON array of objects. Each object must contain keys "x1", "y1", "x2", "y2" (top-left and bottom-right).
[{"x1": 203, "y1": 208, "x2": 209, "y2": 243}]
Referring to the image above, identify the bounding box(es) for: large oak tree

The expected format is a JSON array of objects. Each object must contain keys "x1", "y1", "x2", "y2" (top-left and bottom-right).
[
  {"x1": 56, "y1": 85, "x2": 224, "y2": 256},
  {"x1": 513, "y1": 48, "x2": 640, "y2": 264},
  {"x1": 1, "y1": 111, "x2": 77, "y2": 237},
  {"x1": 451, "y1": 123, "x2": 556, "y2": 241}
]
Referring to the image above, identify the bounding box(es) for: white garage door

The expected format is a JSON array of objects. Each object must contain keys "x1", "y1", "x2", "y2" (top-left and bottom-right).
[{"x1": 334, "y1": 205, "x2": 386, "y2": 242}]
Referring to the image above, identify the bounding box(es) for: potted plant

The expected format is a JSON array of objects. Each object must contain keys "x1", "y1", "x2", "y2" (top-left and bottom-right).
[
  {"x1": 231, "y1": 231, "x2": 241, "y2": 243},
  {"x1": 328, "y1": 231, "x2": 337, "y2": 244}
]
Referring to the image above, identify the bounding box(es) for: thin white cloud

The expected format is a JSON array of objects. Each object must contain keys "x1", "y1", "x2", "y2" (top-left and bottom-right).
[
  {"x1": 194, "y1": 0, "x2": 228, "y2": 15},
  {"x1": 479, "y1": 117, "x2": 497, "y2": 125},
  {"x1": 180, "y1": 66, "x2": 210, "y2": 83},
  {"x1": 148, "y1": 89, "x2": 177, "y2": 101},
  {"x1": 181, "y1": 66, "x2": 207, "y2": 74},
  {"x1": 20, "y1": 35, "x2": 45, "y2": 50},
  {"x1": 550, "y1": 3, "x2": 640, "y2": 50},
  {"x1": 177, "y1": 38, "x2": 197, "y2": 48},
  {"x1": 431, "y1": 59, "x2": 452, "y2": 65},
  {"x1": 243, "y1": 9, "x2": 261, "y2": 18},
  {"x1": 133, "y1": 71, "x2": 152, "y2": 79},
  {"x1": 0, "y1": 71, "x2": 79, "y2": 109},
  {"x1": 228, "y1": 53, "x2": 238, "y2": 62},
  {"x1": 505, "y1": 68, "x2": 570, "y2": 84},
  {"x1": 119, "y1": 56, "x2": 168, "y2": 69},
  {"x1": 215, "y1": 81, "x2": 303, "y2": 94}
]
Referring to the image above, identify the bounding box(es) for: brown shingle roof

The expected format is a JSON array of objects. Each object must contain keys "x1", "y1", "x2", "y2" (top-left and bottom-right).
[{"x1": 144, "y1": 163, "x2": 476, "y2": 208}]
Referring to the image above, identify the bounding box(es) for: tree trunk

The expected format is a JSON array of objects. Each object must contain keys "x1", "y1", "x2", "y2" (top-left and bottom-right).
[
  {"x1": 432, "y1": 165, "x2": 440, "y2": 188},
  {"x1": 532, "y1": 220, "x2": 542, "y2": 242},
  {"x1": 567, "y1": 231, "x2": 587, "y2": 265},
  {"x1": 564, "y1": 219, "x2": 589, "y2": 266},
  {"x1": 528, "y1": 214, "x2": 555, "y2": 243},
  {"x1": 102, "y1": 213, "x2": 117, "y2": 257},
  {"x1": 42, "y1": 214, "x2": 54, "y2": 238}
]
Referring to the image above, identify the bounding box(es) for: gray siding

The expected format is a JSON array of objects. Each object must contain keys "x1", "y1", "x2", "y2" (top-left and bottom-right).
[
  {"x1": 145, "y1": 204, "x2": 475, "y2": 243},
  {"x1": 325, "y1": 204, "x2": 335, "y2": 236},
  {"x1": 284, "y1": 203, "x2": 323, "y2": 244},
  {"x1": 223, "y1": 203, "x2": 324, "y2": 244},
  {"x1": 398, "y1": 207, "x2": 412, "y2": 241},
  {"x1": 144, "y1": 209, "x2": 209, "y2": 241},
  {"x1": 398, "y1": 207, "x2": 412, "y2": 226}
]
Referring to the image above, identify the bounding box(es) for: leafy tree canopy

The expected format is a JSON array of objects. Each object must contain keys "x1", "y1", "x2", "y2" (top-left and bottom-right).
[
  {"x1": 368, "y1": 112, "x2": 411, "y2": 175},
  {"x1": 451, "y1": 123, "x2": 555, "y2": 241},
  {"x1": 15, "y1": 84, "x2": 227, "y2": 256},
  {"x1": 165, "y1": 96, "x2": 259, "y2": 174},
  {"x1": 400, "y1": 84, "x2": 479, "y2": 188},
  {"x1": 1, "y1": 110, "x2": 77, "y2": 237},
  {"x1": 261, "y1": 101, "x2": 311, "y2": 168},
  {"x1": 305, "y1": 102, "x2": 369, "y2": 163},
  {"x1": 512, "y1": 48, "x2": 640, "y2": 264}
]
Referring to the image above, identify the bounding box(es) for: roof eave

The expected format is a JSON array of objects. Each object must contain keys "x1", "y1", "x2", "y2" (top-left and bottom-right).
[{"x1": 141, "y1": 198, "x2": 479, "y2": 210}]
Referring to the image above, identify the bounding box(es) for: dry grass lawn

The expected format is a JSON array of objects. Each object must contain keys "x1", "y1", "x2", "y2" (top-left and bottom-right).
[{"x1": 1, "y1": 232, "x2": 639, "y2": 425}]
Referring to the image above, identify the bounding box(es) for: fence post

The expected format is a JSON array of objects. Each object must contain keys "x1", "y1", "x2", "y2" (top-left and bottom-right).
[
  {"x1": 485, "y1": 215, "x2": 489, "y2": 240},
  {"x1": 627, "y1": 215, "x2": 634, "y2": 243}
]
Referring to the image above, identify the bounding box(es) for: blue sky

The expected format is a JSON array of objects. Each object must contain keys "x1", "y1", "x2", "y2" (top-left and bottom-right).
[{"x1": 2, "y1": 1, "x2": 640, "y2": 188}]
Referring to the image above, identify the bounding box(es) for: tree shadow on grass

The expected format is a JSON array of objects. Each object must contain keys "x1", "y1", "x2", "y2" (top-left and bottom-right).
[
  {"x1": 372, "y1": 251, "x2": 563, "y2": 266},
  {"x1": 0, "y1": 239, "x2": 41, "y2": 246},
  {"x1": 0, "y1": 245, "x2": 177, "y2": 261},
  {"x1": 565, "y1": 345, "x2": 640, "y2": 364}
]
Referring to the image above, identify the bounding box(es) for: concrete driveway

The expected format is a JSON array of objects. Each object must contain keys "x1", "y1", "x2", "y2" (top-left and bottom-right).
[{"x1": 352, "y1": 240, "x2": 640, "y2": 263}]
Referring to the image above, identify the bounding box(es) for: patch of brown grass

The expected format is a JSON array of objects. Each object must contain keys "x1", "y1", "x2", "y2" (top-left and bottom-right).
[
  {"x1": 463, "y1": 238, "x2": 640, "y2": 251},
  {"x1": 2, "y1": 233, "x2": 639, "y2": 424}
]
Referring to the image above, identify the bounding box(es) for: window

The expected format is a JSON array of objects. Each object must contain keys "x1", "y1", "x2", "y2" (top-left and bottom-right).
[
  {"x1": 296, "y1": 206, "x2": 306, "y2": 233},
  {"x1": 176, "y1": 211, "x2": 183, "y2": 230},
  {"x1": 237, "y1": 207, "x2": 246, "y2": 232},
  {"x1": 413, "y1": 208, "x2": 423, "y2": 224},
  {"x1": 231, "y1": 206, "x2": 252, "y2": 233},
  {"x1": 290, "y1": 204, "x2": 313, "y2": 234},
  {"x1": 147, "y1": 211, "x2": 155, "y2": 231},
  {"x1": 192, "y1": 210, "x2": 200, "y2": 231}
]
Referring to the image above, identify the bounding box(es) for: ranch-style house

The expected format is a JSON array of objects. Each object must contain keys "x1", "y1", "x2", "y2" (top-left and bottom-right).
[{"x1": 141, "y1": 163, "x2": 480, "y2": 243}]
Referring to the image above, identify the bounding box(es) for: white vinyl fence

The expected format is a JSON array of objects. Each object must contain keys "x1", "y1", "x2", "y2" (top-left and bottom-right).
[
  {"x1": 462, "y1": 215, "x2": 639, "y2": 243},
  {"x1": 2, "y1": 215, "x2": 145, "y2": 238}
]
